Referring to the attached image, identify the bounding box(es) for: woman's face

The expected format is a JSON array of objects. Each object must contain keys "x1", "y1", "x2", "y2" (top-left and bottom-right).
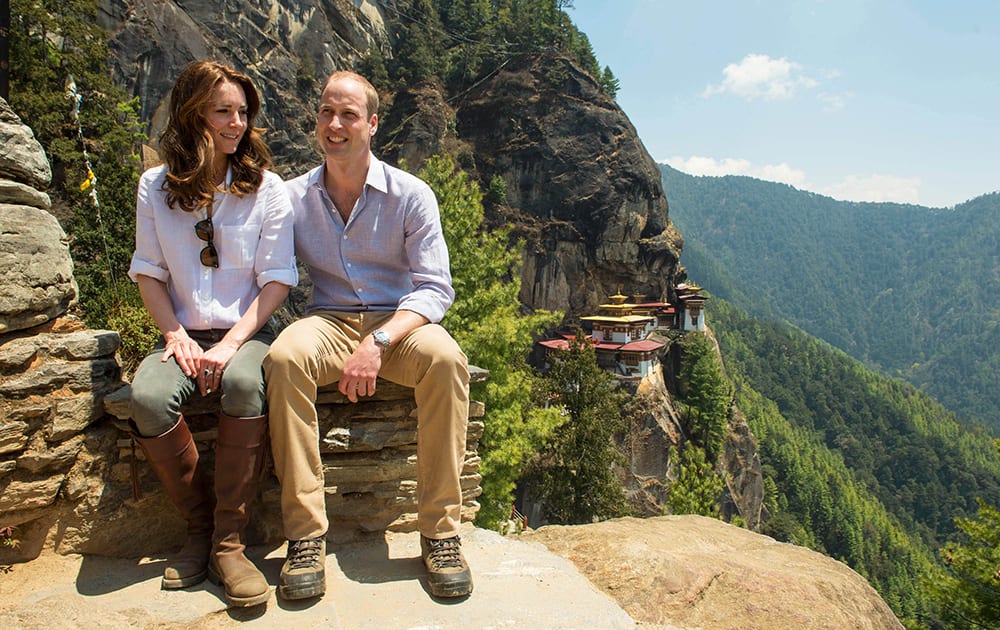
[{"x1": 203, "y1": 80, "x2": 248, "y2": 167}]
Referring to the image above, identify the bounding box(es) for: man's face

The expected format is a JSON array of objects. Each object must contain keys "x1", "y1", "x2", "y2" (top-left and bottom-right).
[{"x1": 316, "y1": 77, "x2": 377, "y2": 164}]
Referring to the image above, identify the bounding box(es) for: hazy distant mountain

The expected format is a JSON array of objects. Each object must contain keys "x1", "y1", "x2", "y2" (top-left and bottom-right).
[{"x1": 661, "y1": 164, "x2": 1000, "y2": 429}]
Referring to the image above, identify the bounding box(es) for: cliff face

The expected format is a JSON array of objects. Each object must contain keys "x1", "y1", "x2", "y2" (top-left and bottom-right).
[{"x1": 453, "y1": 53, "x2": 684, "y2": 314}]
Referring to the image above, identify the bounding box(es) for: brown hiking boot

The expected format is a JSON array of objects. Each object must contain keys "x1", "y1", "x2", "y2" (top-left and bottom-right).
[
  {"x1": 279, "y1": 537, "x2": 326, "y2": 600},
  {"x1": 131, "y1": 417, "x2": 214, "y2": 590},
  {"x1": 421, "y1": 535, "x2": 473, "y2": 598},
  {"x1": 207, "y1": 413, "x2": 270, "y2": 607}
]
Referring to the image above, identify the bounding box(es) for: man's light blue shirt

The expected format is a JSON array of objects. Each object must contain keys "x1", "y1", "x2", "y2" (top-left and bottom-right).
[{"x1": 285, "y1": 155, "x2": 454, "y2": 323}]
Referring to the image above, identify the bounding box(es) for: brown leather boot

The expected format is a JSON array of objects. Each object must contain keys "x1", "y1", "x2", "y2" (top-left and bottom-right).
[
  {"x1": 132, "y1": 417, "x2": 214, "y2": 589},
  {"x1": 207, "y1": 412, "x2": 270, "y2": 607}
]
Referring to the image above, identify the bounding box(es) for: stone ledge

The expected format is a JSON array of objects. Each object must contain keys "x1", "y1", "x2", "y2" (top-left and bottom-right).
[
  {"x1": 103, "y1": 364, "x2": 489, "y2": 420},
  {"x1": 102, "y1": 364, "x2": 488, "y2": 546}
]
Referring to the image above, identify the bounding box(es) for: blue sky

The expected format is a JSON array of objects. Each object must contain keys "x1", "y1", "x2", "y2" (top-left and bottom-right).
[{"x1": 570, "y1": 0, "x2": 999, "y2": 208}]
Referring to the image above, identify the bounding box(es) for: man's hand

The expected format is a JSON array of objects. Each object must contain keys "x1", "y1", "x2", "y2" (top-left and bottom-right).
[{"x1": 338, "y1": 336, "x2": 383, "y2": 402}]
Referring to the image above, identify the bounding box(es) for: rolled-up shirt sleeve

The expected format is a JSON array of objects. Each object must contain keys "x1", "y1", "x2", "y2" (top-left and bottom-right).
[
  {"x1": 128, "y1": 170, "x2": 170, "y2": 283},
  {"x1": 254, "y1": 173, "x2": 298, "y2": 289},
  {"x1": 398, "y1": 183, "x2": 454, "y2": 323}
]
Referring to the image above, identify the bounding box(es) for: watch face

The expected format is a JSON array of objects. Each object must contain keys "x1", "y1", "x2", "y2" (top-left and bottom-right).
[{"x1": 373, "y1": 330, "x2": 390, "y2": 347}]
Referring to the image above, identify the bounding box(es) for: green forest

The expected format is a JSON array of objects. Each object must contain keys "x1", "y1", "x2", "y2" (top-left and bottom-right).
[
  {"x1": 662, "y1": 164, "x2": 1000, "y2": 430},
  {"x1": 10, "y1": 0, "x2": 1000, "y2": 626},
  {"x1": 709, "y1": 297, "x2": 1000, "y2": 625}
]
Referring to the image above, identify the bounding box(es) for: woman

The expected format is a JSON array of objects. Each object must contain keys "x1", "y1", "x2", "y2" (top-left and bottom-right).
[{"x1": 127, "y1": 61, "x2": 296, "y2": 607}]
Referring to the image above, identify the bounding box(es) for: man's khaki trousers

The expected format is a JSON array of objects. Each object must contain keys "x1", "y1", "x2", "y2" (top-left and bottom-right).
[{"x1": 264, "y1": 310, "x2": 470, "y2": 542}]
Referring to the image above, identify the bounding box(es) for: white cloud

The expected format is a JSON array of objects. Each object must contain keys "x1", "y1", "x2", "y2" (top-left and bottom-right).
[
  {"x1": 819, "y1": 175, "x2": 922, "y2": 204},
  {"x1": 666, "y1": 155, "x2": 808, "y2": 188},
  {"x1": 664, "y1": 157, "x2": 923, "y2": 204},
  {"x1": 703, "y1": 54, "x2": 818, "y2": 101},
  {"x1": 817, "y1": 92, "x2": 847, "y2": 111}
]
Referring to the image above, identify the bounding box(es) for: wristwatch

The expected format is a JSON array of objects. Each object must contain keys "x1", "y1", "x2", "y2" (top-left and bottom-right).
[{"x1": 371, "y1": 329, "x2": 391, "y2": 352}]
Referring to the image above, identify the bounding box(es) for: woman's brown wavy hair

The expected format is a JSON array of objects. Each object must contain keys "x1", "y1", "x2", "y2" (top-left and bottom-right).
[{"x1": 158, "y1": 61, "x2": 271, "y2": 212}]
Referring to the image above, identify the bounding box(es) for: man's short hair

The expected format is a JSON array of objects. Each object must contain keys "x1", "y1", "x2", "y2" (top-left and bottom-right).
[{"x1": 324, "y1": 71, "x2": 379, "y2": 118}]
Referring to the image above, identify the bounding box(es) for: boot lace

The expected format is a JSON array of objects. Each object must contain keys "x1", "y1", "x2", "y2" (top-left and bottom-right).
[
  {"x1": 287, "y1": 538, "x2": 323, "y2": 570},
  {"x1": 425, "y1": 536, "x2": 464, "y2": 570}
]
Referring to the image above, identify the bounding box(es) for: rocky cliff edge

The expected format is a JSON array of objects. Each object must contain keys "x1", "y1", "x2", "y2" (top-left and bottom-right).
[{"x1": 0, "y1": 517, "x2": 902, "y2": 629}]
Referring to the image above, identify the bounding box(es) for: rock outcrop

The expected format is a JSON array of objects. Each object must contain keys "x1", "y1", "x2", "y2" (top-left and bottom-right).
[
  {"x1": 0, "y1": 98, "x2": 123, "y2": 561},
  {"x1": 0, "y1": 516, "x2": 905, "y2": 629},
  {"x1": 453, "y1": 53, "x2": 684, "y2": 315},
  {"x1": 0, "y1": 100, "x2": 76, "y2": 334},
  {"x1": 526, "y1": 515, "x2": 904, "y2": 629}
]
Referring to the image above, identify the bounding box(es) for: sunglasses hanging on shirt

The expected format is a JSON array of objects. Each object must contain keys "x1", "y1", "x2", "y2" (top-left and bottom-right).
[
  {"x1": 195, "y1": 169, "x2": 231, "y2": 268},
  {"x1": 195, "y1": 211, "x2": 219, "y2": 268}
]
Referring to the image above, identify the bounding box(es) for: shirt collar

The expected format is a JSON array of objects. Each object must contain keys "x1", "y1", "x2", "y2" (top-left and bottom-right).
[
  {"x1": 366, "y1": 154, "x2": 388, "y2": 194},
  {"x1": 215, "y1": 165, "x2": 233, "y2": 192},
  {"x1": 307, "y1": 153, "x2": 388, "y2": 195}
]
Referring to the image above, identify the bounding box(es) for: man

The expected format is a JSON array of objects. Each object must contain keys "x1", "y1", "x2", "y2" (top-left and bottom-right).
[{"x1": 263, "y1": 71, "x2": 472, "y2": 601}]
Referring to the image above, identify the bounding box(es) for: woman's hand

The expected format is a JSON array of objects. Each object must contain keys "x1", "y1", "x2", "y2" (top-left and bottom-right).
[
  {"x1": 198, "y1": 340, "x2": 239, "y2": 396},
  {"x1": 162, "y1": 333, "x2": 203, "y2": 379}
]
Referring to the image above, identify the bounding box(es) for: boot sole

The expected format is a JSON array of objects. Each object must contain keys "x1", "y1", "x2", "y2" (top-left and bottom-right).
[
  {"x1": 278, "y1": 579, "x2": 326, "y2": 600},
  {"x1": 207, "y1": 566, "x2": 271, "y2": 607},
  {"x1": 224, "y1": 589, "x2": 271, "y2": 607},
  {"x1": 162, "y1": 569, "x2": 208, "y2": 590},
  {"x1": 428, "y1": 577, "x2": 474, "y2": 598}
]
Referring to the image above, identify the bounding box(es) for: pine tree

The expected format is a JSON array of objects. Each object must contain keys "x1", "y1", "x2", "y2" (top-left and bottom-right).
[
  {"x1": 418, "y1": 154, "x2": 564, "y2": 528},
  {"x1": 523, "y1": 332, "x2": 630, "y2": 524},
  {"x1": 599, "y1": 66, "x2": 620, "y2": 98},
  {"x1": 666, "y1": 445, "x2": 725, "y2": 517},
  {"x1": 924, "y1": 499, "x2": 1000, "y2": 628},
  {"x1": 679, "y1": 331, "x2": 732, "y2": 460}
]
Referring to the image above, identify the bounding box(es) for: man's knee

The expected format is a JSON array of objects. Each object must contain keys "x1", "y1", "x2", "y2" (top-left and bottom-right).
[
  {"x1": 431, "y1": 335, "x2": 468, "y2": 377},
  {"x1": 265, "y1": 326, "x2": 310, "y2": 377}
]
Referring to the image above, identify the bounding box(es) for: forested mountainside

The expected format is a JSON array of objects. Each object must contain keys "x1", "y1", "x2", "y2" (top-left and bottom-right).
[
  {"x1": 662, "y1": 164, "x2": 1000, "y2": 430},
  {"x1": 709, "y1": 297, "x2": 1000, "y2": 620}
]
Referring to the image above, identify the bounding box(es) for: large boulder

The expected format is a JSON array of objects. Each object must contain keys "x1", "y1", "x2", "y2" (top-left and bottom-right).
[
  {"x1": 0, "y1": 99, "x2": 75, "y2": 334},
  {"x1": 525, "y1": 515, "x2": 904, "y2": 629},
  {"x1": 0, "y1": 99, "x2": 51, "y2": 193},
  {"x1": 0, "y1": 205, "x2": 78, "y2": 334}
]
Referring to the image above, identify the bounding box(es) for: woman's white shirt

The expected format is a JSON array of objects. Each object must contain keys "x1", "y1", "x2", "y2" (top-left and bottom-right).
[{"x1": 128, "y1": 166, "x2": 297, "y2": 331}]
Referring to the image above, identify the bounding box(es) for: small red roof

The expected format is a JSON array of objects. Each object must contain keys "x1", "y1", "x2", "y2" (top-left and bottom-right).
[
  {"x1": 619, "y1": 339, "x2": 665, "y2": 352},
  {"x1": 538, "y1": 339, "x2": 570, "y2": 350}
]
